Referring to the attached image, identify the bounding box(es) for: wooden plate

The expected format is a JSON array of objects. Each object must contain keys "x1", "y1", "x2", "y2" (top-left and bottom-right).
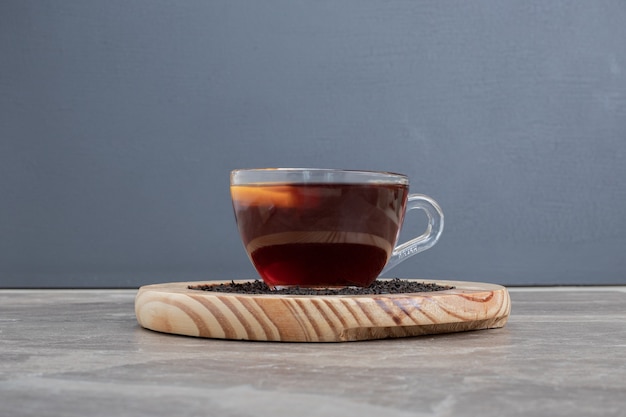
[{"x1": 135, "y1": 280, "x2": 510, "y2": 342}]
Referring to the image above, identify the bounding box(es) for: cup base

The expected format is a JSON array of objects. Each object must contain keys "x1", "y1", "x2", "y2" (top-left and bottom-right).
[{"x1": 271, "y1": 285, "x2": 350, "y2": 290}]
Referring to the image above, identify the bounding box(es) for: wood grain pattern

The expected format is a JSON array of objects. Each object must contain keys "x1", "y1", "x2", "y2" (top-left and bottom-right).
[{"x1": 135, "y1": 280, "x2": 510, "y2": 342}]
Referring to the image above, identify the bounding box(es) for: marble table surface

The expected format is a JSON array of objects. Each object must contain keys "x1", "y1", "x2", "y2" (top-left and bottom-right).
[{"x1": 1, "y1": 286, "x2": 625, "y2": 417}]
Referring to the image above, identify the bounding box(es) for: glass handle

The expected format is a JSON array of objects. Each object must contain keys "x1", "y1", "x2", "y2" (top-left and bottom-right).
[{"x1": 380, "y1": 194, "x2": 444, "y2": 276}]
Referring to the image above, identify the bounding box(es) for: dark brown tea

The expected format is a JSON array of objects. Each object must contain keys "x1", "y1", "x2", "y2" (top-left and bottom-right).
[{"x1": 231, "y1": 183, "x2": 408, "y2": 287}]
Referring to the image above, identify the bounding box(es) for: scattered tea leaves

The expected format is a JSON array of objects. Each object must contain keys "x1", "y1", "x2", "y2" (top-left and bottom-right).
[{"x1": 189, "y1": 278, "x2": 453, "y2": 295}]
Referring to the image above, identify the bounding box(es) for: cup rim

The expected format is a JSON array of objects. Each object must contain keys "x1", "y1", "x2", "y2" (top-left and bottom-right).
[{"x1": 231, "y1": 168, "x2": 409, "y2": 185}]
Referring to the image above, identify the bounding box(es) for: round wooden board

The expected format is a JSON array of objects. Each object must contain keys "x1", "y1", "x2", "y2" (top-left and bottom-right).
[{"x1": 135, "y1": 280, "x2": 510, "y2": 342}]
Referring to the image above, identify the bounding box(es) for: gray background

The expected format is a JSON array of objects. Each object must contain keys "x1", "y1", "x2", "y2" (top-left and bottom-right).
[{"x1": 2, "y1": 1, "x2": 625, "y2": 288}]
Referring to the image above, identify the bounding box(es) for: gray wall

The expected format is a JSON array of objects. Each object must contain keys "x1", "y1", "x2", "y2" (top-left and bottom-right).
[{"x1": 2, "y1": 1, "x2": 625, "y2": 288}]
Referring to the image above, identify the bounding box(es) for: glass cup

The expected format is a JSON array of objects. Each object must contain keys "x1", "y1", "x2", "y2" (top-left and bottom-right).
[{"x1": 230, "y1": 168, "x2": 443, "y2": 288}]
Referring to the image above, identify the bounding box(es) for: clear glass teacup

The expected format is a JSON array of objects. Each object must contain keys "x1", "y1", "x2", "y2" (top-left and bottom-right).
[{"x1": 231, "y1": 168, "x2": 443, "y2": 288}]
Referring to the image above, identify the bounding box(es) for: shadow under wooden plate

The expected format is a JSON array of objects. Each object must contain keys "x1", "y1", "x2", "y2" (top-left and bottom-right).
[{"x1": 135, "y1": 280, "x2": 511, "y2": 342}]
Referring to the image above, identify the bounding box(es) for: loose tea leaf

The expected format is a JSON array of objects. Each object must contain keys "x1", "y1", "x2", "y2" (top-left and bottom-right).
[{"x1": 189, "y1": 278, "x2": 453, "y2": 296}]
